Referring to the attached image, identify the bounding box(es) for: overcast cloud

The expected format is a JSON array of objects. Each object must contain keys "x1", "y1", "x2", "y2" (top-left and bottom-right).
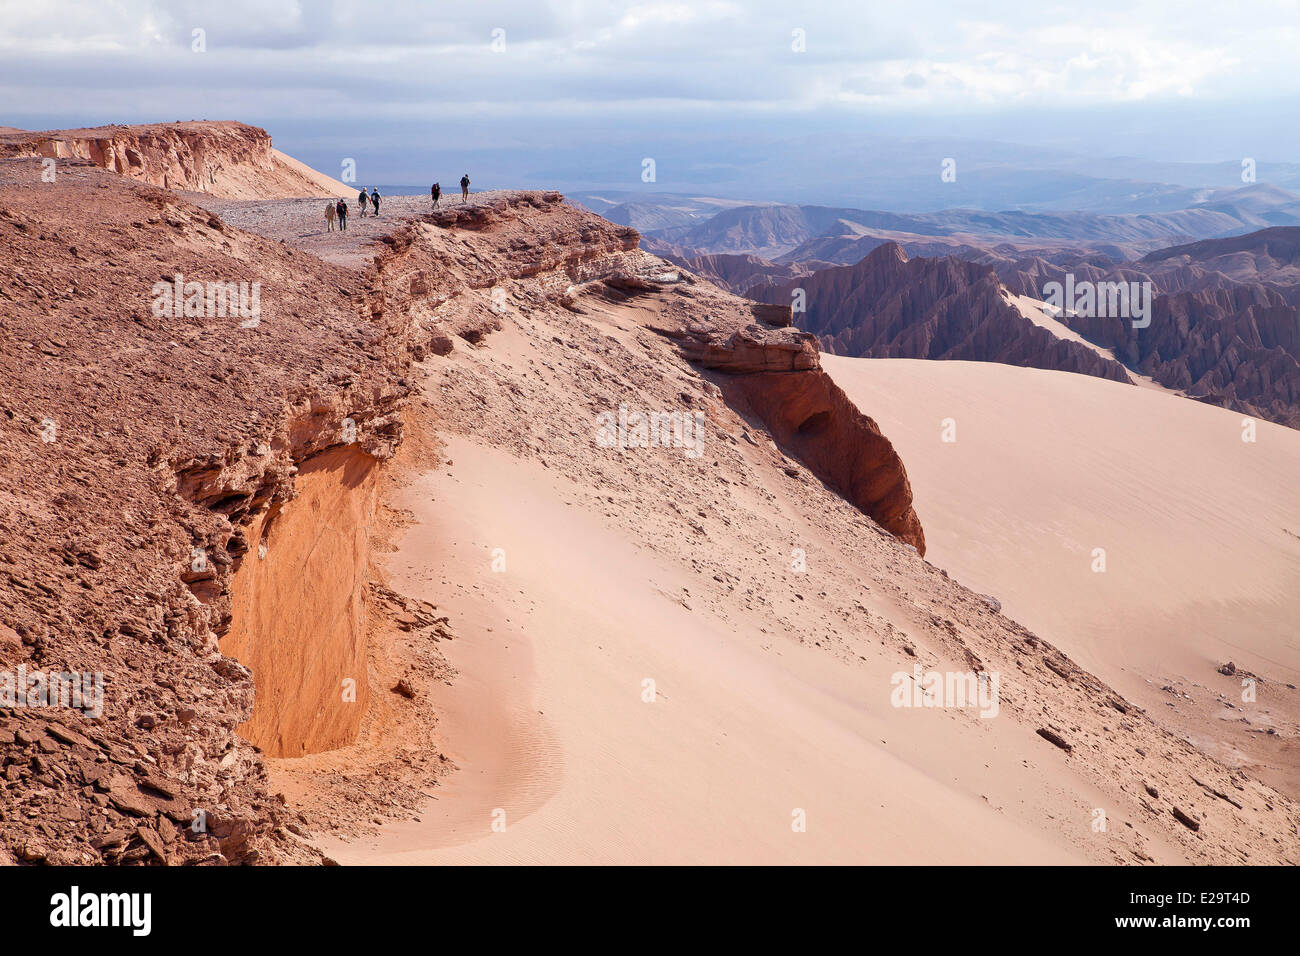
[{"x1": 2, "y1": 1, "x2": 1297, "y2": 198}]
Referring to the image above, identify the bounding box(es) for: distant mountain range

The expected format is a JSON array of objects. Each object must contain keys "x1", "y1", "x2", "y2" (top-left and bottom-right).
[
  {"x1": 743, "y1": 227, "x2": 1300, "y2": 431},
  {"x1": 591, "y1": 185, "x2": 1300, "y2": 429},
  {"x1": 617, "y1": 183, "x2": 1300, "y2": 266},
  {"x1": 565, "y1": 131, "x2": 1300, "y2": 216}
]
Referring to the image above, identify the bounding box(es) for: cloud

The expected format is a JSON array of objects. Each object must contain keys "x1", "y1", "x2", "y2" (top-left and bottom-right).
[{"x1": 1, "y1": 0, "x2": 1297, "y2": 183}]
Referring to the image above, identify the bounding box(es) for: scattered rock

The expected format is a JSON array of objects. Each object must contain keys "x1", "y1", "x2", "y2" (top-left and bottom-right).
[
  {"x1": 1035, "y1": 728, "x2": 1073, "y2": 753},
  {"x1": 1171, "y1": 806, "x2": 1201, "y2": 832}
]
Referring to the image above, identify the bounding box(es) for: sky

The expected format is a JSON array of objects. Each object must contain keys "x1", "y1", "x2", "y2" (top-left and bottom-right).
[{"x1": 2, "y1": 0, "x2": 1298, "y2": 202}]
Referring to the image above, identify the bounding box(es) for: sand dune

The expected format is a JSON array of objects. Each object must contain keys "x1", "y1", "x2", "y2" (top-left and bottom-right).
[
  {"x1": 826, "y1": 356, "x2": 1300, "y2": 795},
  {"x1": 321, "y1": 437, "x2": 1089, "y2": 865},
  {"x1": 270, "y1": 147, "x2": 355, "y2": 198},
  {"x1": 314, "y1": 253, "x2": 1299, "y2": 864}
]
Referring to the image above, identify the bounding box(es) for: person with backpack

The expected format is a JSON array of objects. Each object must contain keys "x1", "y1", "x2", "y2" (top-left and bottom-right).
[
  {"x1": 357, "y1": 188, "x2": 369, "y2": 217},
  {"x1": 460, "y1": 173, "x2": 470, "y2": 201},
  {"x1": 324, "y1": 201, "x2": 337, "y2": 232},
  {"x1": 431, "y1": 182, "x2": 441, "y2": 207},
  {"x1": 336, "y1": 198, "x2": 348, "y2": 231},
  {"x1": 370, "y1": 188, "x2": 381, "y2": 216}
]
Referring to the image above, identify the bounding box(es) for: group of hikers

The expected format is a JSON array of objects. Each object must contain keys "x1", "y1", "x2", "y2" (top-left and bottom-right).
[
  {"x1": 324, "y1": 174, "x2": 472, "y2": 232},
  {"x1": 325, "y1": 187, "x2": 379, "y2": 231},
  {"x1": 431, "y1": 174, "x2": 471, "y2": 207}
]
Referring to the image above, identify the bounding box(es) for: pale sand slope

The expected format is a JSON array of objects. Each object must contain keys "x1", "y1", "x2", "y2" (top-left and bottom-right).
[
  {"x1": 1004, "y1": 291, "x2": 1172, "y2": 393},
  {"x1": 1006, "y1": 291, "x2": 1123, "y2": 364},
  {"x1": 321, "y1": 434, "x2": 1090, "y2": 865},
  {"x1": 312, "y1": 285, "x2": 1241, "y2": 866},
  {"x1": 270, "y1": 148, "x2": 355, "y2": 198},
  {"x1": 825, "y1": 356, "x2": 1300, "y2": 795}
]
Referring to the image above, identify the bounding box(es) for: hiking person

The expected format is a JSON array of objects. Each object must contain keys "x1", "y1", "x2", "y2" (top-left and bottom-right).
[
  {"x1": 325, "y1": 201, "x2": 337, "y2": 232},
  {"x1": 336, "y1": 198, "x2": 348, "y2": 231},
  {"x1": 460, "y1": 173, "x2": 470, "y2": 201},
  {"x1": 370, "y1": 188, "x2": 381, "y2": 216},
  {"x1": 431, "y1": 182, "x2": 441, "y2": 207},
  {"x1": 357, "y1": 188, "x2": 369, "y2": 217}
]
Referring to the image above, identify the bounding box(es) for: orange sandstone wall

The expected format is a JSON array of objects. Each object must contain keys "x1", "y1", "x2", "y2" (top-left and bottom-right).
[
  {"x1": 726, "y1": 369, "x2": 926, "y2": 555},
  {"x1": 221, "y1": 446, "x2": 379, "y2": 757}
]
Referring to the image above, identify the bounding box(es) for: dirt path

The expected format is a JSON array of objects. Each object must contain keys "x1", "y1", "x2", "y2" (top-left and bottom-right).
[{"x1": 197, "y1": 190, "x2": 514, "y2": 268}]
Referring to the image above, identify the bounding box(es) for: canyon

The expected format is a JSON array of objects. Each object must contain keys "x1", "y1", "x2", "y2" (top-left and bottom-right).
[
  {"x1": 636, "y1": 191, "x2": 1300, "y2": 429},
  {"x1": 752, "y1": 243, "x2": 1135, "y2": 384},
  {"x1": 724, "y1": 228, "x2": 1300, "y2": 429},
  {"x1": 1, "y1": 127, "x2": 1297, "y2": 865}
]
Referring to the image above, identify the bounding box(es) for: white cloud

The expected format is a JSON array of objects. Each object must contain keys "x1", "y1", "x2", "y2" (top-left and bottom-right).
[{"x1": 0, "y1": 0, "x2": 1295, "y2": 146}]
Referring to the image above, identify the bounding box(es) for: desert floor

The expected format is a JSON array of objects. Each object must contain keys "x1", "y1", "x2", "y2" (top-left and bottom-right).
[{"x1": 826, "y1": 355, "x2": 1300, "y2": 799}]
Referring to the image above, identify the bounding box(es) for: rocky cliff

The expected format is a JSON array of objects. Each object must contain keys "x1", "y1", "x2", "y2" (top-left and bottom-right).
[
  {"x1": 0, "y1": 159, "x2": 405, "y2": 863},
  {"x1": 0, "y1": 150, "x2": 927, "y2": 863},
  {"x1": 996, "y1": 229, "x2": 1300, "y2": 427},
  {"x1": 1067, "y1": 285, "x2": 1300, "y2": 428},
  {"x1": 0, "y1": 121, "x2": 351, "y2": 199},
  {"x1": 649, "y1": 301, "x2": 925, "y2": 553},
  {"x1": 365, "y1": 192, "x2": 927, "y2": 554}
]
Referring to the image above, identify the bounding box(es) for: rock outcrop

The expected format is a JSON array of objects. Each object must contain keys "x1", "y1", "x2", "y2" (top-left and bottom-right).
[
  {"x1": 0, "y1": 121, "x2": 352, "y2": 199},
  {"x1": 0, "y1": 150, "x2": 927, "y2": 863},
  {"x1": 364, "y1": 191, "x2": 927, "y2": 553},
  {"x1": 647, "y1": 283, "x2": 926, "y2": 555}
]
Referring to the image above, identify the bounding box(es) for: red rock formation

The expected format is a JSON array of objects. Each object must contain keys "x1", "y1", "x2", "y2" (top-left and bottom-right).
[
  {"x1": 1139, "y1": 226, "x2": 1300, "y2": 287},
  {"x1": 649, "y1": 289, "x2": 926, "y2": 555},
  {"x1": 361, "y1": 191, "x2": 656, "y2": 355},
  {"x1": 1069, "y1": 284, "x2": 1300, "y2": 428},
  {"x1": 0, "y1": 121, "x2": 350, "y2": 199},
  {"x1": 730, "y1": 370, "x2": 926, "y2": 554},
  {"x1": 377, "y1": 192, "x2": 926, "y2": 553},
  {"x1": 0, "y1": 161, "x2": 407, "y2": 863},
  {"x1": 995, "y1": 228, "x2": 1300, "y2": 427}
]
